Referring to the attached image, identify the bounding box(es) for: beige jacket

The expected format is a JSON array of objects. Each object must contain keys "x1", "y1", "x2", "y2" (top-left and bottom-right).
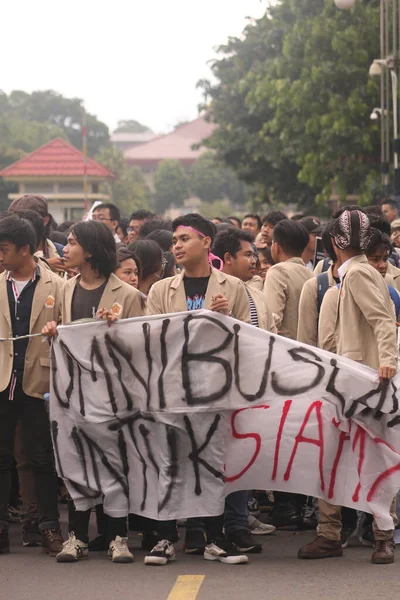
[
  {"x1": 387, "y1": 262, "x2": 400, "y2": 293},
  {"x1": 246, "y1": 284, "x2": 276, "y2": 332},
  {"x1": 247, "y1": 276, "x2": 264, "y2": 291},
  {"x1": 318, "y1": 286, "x2": 340, "y2": 353},
  {"x1": 334, "y1": 255, "x2": 397, "y2": 369},
  {"x1": 264, "y1": 257, "x2": 312, "y2": 339},
  {"x1": 146, "y1": 268, "x2": 251, "y2": 323},
  {"x1": 0, "y1": 262, "x2": 63, "y2": 398},
  {"x1": 61, "y1": 273, "x2": 143, "y2": 324},
  {"x1": 297, "y1": 266, "x2": 337, "y2": 347}
]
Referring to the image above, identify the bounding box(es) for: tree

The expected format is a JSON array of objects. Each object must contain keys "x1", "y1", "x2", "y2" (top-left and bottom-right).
[
  {"x1": 114, "y1": 120, "x2": 152, "y2": 134},
  {"x1": 0, "y1": 89, "x2": 109, "y2": 156},
  {"x1": 95, "y1": 146, "x2": 151, "y2": 216},
  {"x1": 189, "y1": 151, "x2": 250, "y2": 204},
  {"x1": 153, "y1": 160, "x2": 190, "y2": 213},
  {"x1": 199, "y1": 0, "x2": 382, "y2": 208}
]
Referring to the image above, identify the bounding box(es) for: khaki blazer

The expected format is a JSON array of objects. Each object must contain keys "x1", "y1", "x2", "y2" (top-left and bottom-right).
[
  {"x1": 247, "y1": 275, "x2": 264, "y2": 291},
  {"x1": 146, "y1": 268, "x2": 251, "y2": 323},
  {"x1": 61, "y1": 273, "x2": 143, "y2": 324},
  {"x1": 335, "y1": 255, "x2": 397, "y2": 370},
  {"x1": 0, "y1": 262, "x2": 63, "y2": 399},
  {"x1": 264, "y1": 257, "x2": 312, "y2": 340},
  {"x1": 314, "y1": 258, "x2": 333, "y2": 275},
  {"x1": 297, "y1": 266, "x2": 337, "y2": 347},
  {"x1": 387, "y1": 262, "x2": 400, "y2": 293},
  {"x1": 318, "y1": 286, "x2": 340, "y2": 353},
  {"x1": 245, "y1": 284, "x2": 276, "y2": 332}
]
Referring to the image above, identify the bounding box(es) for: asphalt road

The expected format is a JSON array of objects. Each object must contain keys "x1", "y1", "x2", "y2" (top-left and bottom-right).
[{"x1": 2, "y1": 509, "x2": 399, "y2": 600}]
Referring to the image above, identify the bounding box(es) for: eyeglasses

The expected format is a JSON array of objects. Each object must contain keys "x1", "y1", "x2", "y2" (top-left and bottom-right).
[
  {"x1": 92, "y1": 215, "x2": 112, "y2": 222},
  {"x1": 127, "y1": 226, "x2": 139, "y2": 233}
]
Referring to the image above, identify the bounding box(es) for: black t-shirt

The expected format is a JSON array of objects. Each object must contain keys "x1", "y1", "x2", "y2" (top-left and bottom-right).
[
  {"x1": 184, "y1": 276, "x2": 210, "y2": 311},
  {"x1": 71, "y1": 280, "x2": 107, "y2": 322}
]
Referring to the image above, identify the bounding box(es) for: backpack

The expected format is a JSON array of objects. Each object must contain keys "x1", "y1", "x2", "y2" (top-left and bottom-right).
[
  {"x1": 316, "y1": 272, "x2": 330, "y2": 315},
  {"x1": 388, "y1": 285, "x2": 400, "y2": 321},
  {"x1": 320, "y1": 256, "x2": 331, "y2": 273}
]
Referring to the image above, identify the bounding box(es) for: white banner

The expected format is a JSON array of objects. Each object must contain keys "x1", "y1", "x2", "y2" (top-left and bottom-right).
[{"x1": 50, "y1": 310, "x2": 400, "y2": 529}]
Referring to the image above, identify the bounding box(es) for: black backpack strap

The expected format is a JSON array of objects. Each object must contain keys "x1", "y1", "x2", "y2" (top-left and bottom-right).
[
  {"x1": 316, "y1": 272, "x2": 330, "y2": 314},
  {"x1": 321, "y1": 257, "x2": 331, "y2": 273}
]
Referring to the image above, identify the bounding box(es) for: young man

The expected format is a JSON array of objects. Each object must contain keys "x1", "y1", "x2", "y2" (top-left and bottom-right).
[
  {"x1": 242, "y1": 214, "x2": 262, "y2": 240},
  {"x1": 381, "y1": 198, "x2": 398, "y2": 224},
  {"x1": 0, "y1": 214, "x2": 64, "y2": 556},
  {"x1": 298, "y1": 209, "x2": 398, "y2": 565},
  {"x1": 260, "y1": 211, "x2": 287, "y2": 248},
  {"x1": 299, "y1": 216, "x2": 323, "y2": 269},
  {"x1": 92, "y1": 203, "x2": 121, "y2": 242},
  {"x1": 145, "y1": 214, "x2": 250, "y2": 566},
  {"x1": 42, "y1": 220, "x2": 143, "y2": 564},
  {"x1": 127, "y1": 210, "x2": 155, "y2": 244}
]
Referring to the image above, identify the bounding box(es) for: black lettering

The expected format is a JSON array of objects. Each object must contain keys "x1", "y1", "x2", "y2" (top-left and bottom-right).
[
  {"x1": 184, "y1": 414, "x2": 224, "y2": 496},
  {"x1": 158, "y1": 426, "x2": 179, "y2": 511},
  {"x1": 271, "y1": 347, "x2": 325, "y2": 395},
  {"x1": 158, "y1": 319, "x2": 170, "y2": 409},
  {"x1": 234, "y1": 327, "x2": 275, "y2": 401}
]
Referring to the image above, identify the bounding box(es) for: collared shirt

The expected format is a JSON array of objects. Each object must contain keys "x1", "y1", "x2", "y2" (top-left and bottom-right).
[
  {"x1": 6, "y1": 265, "x2": 40, "y2": 373},
  {"x1": 338, "y1": 256, "x2": 358, "y2": 281}
]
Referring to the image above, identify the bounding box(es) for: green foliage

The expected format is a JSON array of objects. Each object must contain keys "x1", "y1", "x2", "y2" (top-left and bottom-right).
[
  {"x1": 0, "y1": 89, "x2": 109, "y2": 157},
  {"x1": 199, "y1": 199, "x2": 234, "y2": 219},
  {"x1": 95, "y1": 146, "x2": 151, "y2": 216},
  {"x1": 189, "y1": 151, "x2": 249, "y2": 204},
  {"x1": 114, "y1": 120, "x2": 152, "y2": 134},
  {"x1": 153, "y1": 160, "x2": 190, "y2": 213},
  {"x1": 199, "y1": 0, "x2": 382, "y2": 208}
]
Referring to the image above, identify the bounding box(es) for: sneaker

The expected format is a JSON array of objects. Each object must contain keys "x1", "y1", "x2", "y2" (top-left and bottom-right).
[
  {"x1": 248, "y1": 497, "x2": 260, "y2": 516},
  {"x1": 88, "y1": 534, "x2": 108, "y2": 551},
  {"x1": 8, "y1": 505, "x2": 21, "y2": 523},
  {"x1": 184, "y1": 529, "x2": 206, "y2": 555},
  {"x1": 302, "y1": 504, "x2": 317, "y2": 530},
  {"x1": 41, "y1": 528, "x2": 64, "y2": 557},
  {"x1": 340, "y1": 525, "x2": 357, "y2": 549},
  {"x1": 248, "y1": 515, "x2": 276, "y2": 536},
  {"x1": 0, "y1": 528, "x2": 10, "y2": 554},
  {"x1": 204, "y1": 537, "x2": 248, "y2": 564},
  {"x1": 144, "y1": 540, "x2": 176, "y2": 565},
  {"x1": 371, "y1": 540, "x2": 395, "y2": 564},
  {"x1": 227, "y1": 529, "x2": 262, "y2": 554},
  {"x1": 359, "y1": 513, "x2": 375, "y2": 547},
  {"x1": 108, "y1": 536, "x2": 134, "y2": 563},
  {"x1": 298, "y1": 536, "x2": 343, "y2": 559},
  {"x1": 22, "y1": 520, "x2": 42, "y2": 547},
  {"x1": 56, "y1": 533, "x2": 88, "y2": 562},
  {"x1": 265, "y1": 503, "x2": 303, "y2": 530}
]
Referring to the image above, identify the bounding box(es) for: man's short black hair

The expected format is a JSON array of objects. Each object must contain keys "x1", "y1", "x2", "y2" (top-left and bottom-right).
[
  {"x1": 117, "y1": 217, "x2": 129, "y2": 238},
  {"x1": 172, "y1": 213, "x2": 217, "y2": 242},
  {"x1": 139, "y1": 217, "x2": 172, "y2": 238},
  {"x1": 129, "y1": 209, "x2": 155, "y2": 222},
  {"x1": 262, "y1": 210, "x2": 287, "y2": 227},
  {"x1": 228, "y1": 216, "x2": 242, "y2": 228},
  {"x1": 243, "y1": 214, "x2": 262, "y2": 229},
  {"x1": 58, "y1": 220, "x2": 76, "y2": 233},
  {"x1": 321, "y1": 221, "x2": 337, "y2": 263},
  {"x1": 212, "y1": 229, "x2": 254, "y2": 261},
  {"x1": 273, "y1": 220, "x2": 309, "y2": 256},
  {"x1": 381, "y1": 198, "x2": 397, "y2": 209},
  {"x1": 364, "y1": 213, "x2": 391, "y2": 236},
  {"x1": 71, "y1": 221, "x2": 117, "y2": 278},
  {"x1": 0, "y1": 214, "x2": 37, "y2": 254},
  {"x1": 366, "y1": 228, "x2": 392, "y2": 255},
  {"x1": 146, "y1": 229, "x2": 173, "y2": 252},
  {"x1": 11, "y1": 209, "x2": 44, "y2": 251},
  {"x1": 93, "y1": 203, "x2": 121, "y2": 222},
  {"x1": 129, "y1": 239, "x2": 163, "y2": 281}
]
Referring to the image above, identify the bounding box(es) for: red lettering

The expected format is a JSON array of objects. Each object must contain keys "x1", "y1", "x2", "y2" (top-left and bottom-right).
[
  {"x1": 328, "y1": 418, "x2": 350, "y2": 499},
  {"x1": 284, "y1": 400, "x2": 325, "y2": 491},
  {"x1": 225, "y1": 405, "x2": 269, "y2": 482},
  {"x1": 367, "y1": 437, "x2": 400, "y2": 502},
  {"x1": 351, "y1": 426, "x2": 366, "y2": 502},
  {"x1": 272, "y1": 400, "x2": 292, "y2": 480}
]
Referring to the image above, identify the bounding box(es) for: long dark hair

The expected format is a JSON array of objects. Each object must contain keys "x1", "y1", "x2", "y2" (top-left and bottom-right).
[{"x1": 72, "y1": 221, "x2": 117, "y2": 278}]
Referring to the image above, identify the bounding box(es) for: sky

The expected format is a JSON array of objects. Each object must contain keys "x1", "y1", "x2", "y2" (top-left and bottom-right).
[{"x1": 2, "y1": 0, "x2": 267, "y2": 134}]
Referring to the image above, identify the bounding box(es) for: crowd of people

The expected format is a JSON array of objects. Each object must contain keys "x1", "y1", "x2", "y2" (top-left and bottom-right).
[{"x1": 1, "y1": 194, "x2": 400, "y2": 567}]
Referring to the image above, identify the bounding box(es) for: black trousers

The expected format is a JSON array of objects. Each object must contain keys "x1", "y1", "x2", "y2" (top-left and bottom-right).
[
  {"x1": 67, "y1": 500, "x2": 127, "y2": 544},
  {"x1": 0, "y1": 379, "x2": 59, "y2": 530}
]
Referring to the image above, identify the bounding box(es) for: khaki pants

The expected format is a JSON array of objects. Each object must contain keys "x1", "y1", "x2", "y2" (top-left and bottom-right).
[{"x1": 318, "y1": 499, "x2": 398, "y2": 542}]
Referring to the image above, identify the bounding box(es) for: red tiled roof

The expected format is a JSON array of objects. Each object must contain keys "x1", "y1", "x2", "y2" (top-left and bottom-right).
[
  {"x1": 124, "y1": 116, "x2": 215, "y2": 165},
  {"x1": 0, "y1": 138, "x2": 115, "y2": 179}
]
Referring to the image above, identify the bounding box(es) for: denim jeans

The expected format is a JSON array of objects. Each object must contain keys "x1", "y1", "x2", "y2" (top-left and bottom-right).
[
  {"x1": 224, "y1": 491, "x2": 249, "y2": 534},
  {"x1": 0, "y1": 380, "x2": 59, "y2": 531}
]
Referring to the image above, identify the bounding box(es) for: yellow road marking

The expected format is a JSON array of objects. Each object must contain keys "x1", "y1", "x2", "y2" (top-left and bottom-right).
[{"x1": 167, "y1": 575, "x2": 205, "y2": 600}]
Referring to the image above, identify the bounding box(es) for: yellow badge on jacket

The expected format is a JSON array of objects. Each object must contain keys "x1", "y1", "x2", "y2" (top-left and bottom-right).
[
  {"x1": 111, "y1": 302, "x2": 123, "y2": 316},
  {"x1": 45, "y1": 295, "x2": 55, "y2": 308}
]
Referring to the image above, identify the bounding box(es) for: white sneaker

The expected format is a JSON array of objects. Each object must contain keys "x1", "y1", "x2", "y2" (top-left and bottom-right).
[
  {"x1": 108, "y1": 536, "x2": 134, "y2": 563},
  {"x1": 204, "y1": 539, "x2": 248, "y2": 565},
  {"x1": 144, "y1": 540, "x2": 176, "y2": 565},
  {"x1": 56, "y1": 533, "x2": 88, "y2": 562},
  {"x1": 248, "y1": 515, "x2": 276, "y2": 536}
]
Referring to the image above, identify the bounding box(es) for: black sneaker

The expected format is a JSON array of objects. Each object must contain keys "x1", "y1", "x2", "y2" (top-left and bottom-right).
[
  {"x1": 265, "y1": 504, "x2": 303, "y2": 530},
  {"x1": 22, "y1": 520, "x2": 42, "y2": 547},
  {"x1": 227, "y1": 529, "x2": 262, "y2": 554},
  {"x1": 144, "y1": 540, "x2": 176, "y2": 565},
  {"x1": 340, "y1": 525, "x2": 357, "y2": 549},
  {"x1": 359, "y1": 513, "x2": 374, "y2": 547},
  {"x1": 204, "y1": 537, "x2": 248, "y2": 564},
  {"x1": 184, "y1": 529, "x2": 206, "y2": 555},
  {"x1": 0, "y1": 528, "x2": 10, "y2": 554},
  {"x1": 302, "y1": 505, "x2": 318, "y2": 530},
  {"x1": 88, "y1": 534, "x2": 108, "y2": 551}
]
